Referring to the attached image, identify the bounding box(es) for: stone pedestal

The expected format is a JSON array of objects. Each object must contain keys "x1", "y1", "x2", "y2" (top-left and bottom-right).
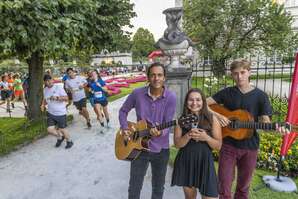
[{"x1": 166, "y1": 68, "x2": 192, "y2": 117}]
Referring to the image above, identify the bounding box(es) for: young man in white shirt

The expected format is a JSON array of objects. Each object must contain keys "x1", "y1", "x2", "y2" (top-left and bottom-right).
[
  {"x1": 41, "y1": 74, "x2": 73, "y2": 149},
  {"x1": 64, "y1": 68, "x2": 91, "y2": 128}
]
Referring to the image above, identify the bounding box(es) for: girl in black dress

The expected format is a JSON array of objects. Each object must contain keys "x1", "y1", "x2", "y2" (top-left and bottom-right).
[{"x1": 171, "y1": 88, "x2": 222, "y2": 199}]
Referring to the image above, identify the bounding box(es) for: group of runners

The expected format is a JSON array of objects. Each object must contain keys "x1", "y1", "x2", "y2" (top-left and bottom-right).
[
  {"x1": 0, "y1": 72, "x2": 28, "y2": 115},
  {"x1": 41, "y1": 68, "x2": 111, "y2": 149}
]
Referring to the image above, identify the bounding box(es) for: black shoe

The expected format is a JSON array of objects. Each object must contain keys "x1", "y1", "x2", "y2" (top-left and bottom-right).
[
  {"x1": 65, "y1": 141, "x2": 73, "y2": 149},
  {"x1": 55, "y1": 136, "x2": 65, "y2": 147},
  {"x1": 87, "y1": 121, "x2": 92, "y2": 128}
]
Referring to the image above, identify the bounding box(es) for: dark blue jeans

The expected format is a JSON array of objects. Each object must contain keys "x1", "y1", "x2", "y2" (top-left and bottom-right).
[{"x1": 128, "y1": 149, "x2": 170, "y2": 199}]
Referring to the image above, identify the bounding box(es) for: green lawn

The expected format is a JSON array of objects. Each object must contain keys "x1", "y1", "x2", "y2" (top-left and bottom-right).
[
  {"x1": 170, "y1": 147, "x2": 298, "y2": 199},
  {"x1": 108, "y1": 81, "x2": 147, "y2": 102},
  {"x1": 0, "y1": 115, "x2": 73, "y2": 156}
]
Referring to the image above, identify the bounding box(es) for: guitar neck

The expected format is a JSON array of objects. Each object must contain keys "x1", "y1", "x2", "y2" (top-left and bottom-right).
[
  {"x1": 232, "y1": 121, "x2": 294, "y2": 131},
  {"x1": 156, "y1": 120, "x2": 177, "y2": 131},
  {"x1": 137, "y1": 120, "x2": 177, "y2": 138}
]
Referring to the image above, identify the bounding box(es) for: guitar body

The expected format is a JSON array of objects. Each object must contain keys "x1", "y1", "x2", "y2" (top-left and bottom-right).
[
  {"x1": 209, "y1": 104, "x2": 255, "y2": 140},
  {"x1": 115, "y1": 114, "x2": 199, "y2": 161},
  {"x1": 115, "y1": 120, "x2": 150, "y2": 161}
]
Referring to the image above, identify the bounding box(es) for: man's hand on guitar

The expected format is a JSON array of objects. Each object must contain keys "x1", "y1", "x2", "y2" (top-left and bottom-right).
[
  {"x1": 150, "y1": 127, "x2": 161, "y2": 137},
  {"x1": 215, "y1": 113, "x2": 230, "y2": 127},
  {"x1": 276, "y1": 123, "x2": 290, "y2": 136},
  {"x1": 121, "y1": 129, "x2": 131, "y2": 141}
]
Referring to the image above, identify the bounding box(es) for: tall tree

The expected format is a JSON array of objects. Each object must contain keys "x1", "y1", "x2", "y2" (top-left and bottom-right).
[
  {"x1": 0, "y1": 0, "x2": 135, "y2": 119},
  {"x1": 183, "y1": 0, "x2": 298, "y2": 74},
  {"x1": 131, "y1": 27, "x2": 155, "y2": 61}
]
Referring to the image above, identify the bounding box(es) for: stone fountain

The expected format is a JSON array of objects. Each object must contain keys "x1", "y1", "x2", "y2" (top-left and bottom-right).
[{"x1": 155, "y1": 7, "x2": 194, "y2": 116}]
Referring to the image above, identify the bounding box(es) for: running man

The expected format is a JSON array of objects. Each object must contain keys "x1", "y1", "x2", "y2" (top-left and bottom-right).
[
  {"x1": 41, "y1": 74, "x2": 74, "y2": 149},
  {"x1": 64, "y1": 67, "x2": 92, "y2": 128}
]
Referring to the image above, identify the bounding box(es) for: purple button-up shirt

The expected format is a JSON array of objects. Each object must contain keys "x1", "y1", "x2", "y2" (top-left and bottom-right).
[{"x1": 119, "y1": 86, "x2": 176, "y2": 153}]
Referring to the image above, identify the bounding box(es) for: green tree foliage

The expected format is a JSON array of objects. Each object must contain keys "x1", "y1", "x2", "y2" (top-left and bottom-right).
[
  {"x1": 183, "y1": 0, "x2": 298, "y2": 74},
  {"x1": 0, "y1": 0, "x2": 135, "y2": 119},
  {"x1": 131, "y1": 27, "x2": 155, "y2": 61}
]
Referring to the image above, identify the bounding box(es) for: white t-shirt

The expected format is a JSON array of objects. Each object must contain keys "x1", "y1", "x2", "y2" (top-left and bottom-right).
[
  {"x1": 0, "y1": 81, "x2": 9, "y2": 90},
  {"x1": 64, "y1": 76, "x2": 87, "y2": 102},
  {"x1": 44, "y1": 84, "x2": 67, "y2": 116}
]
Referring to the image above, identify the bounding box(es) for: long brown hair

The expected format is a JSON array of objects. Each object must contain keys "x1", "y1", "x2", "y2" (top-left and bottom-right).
[{"x1": 182, "y1": 88, "x2": 213, "y2": 134}]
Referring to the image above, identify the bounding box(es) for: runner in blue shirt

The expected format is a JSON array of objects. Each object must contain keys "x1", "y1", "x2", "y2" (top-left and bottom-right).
[{"x1": 90, "y1": 70, "x2": 110, "y2": 130}]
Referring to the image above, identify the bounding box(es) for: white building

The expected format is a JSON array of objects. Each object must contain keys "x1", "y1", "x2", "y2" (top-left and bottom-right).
[
  {"x1": 91, "y1": 50, "x2": 132, "y2": 66},
  {"x1": 284, "y1": 0, "x2": 298, "y2": 32}
]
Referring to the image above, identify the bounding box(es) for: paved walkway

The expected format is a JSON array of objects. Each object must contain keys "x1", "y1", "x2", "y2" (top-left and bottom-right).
[{"x1": 0, "y1": 97, "x2": 186, "y2": 199}]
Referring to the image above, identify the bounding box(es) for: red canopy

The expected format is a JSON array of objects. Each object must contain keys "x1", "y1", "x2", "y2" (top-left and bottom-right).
[
  {"x1": 148, "y1": 50, "x2": 163, "y2": 59},
  {"x1": 280, "y1": 53, "x2": 298, "y2": 157}
]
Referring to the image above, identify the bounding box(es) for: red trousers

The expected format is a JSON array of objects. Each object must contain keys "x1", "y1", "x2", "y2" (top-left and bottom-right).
[{"x1": 218, "y1": 143, "x2": 258, "y2": 199}]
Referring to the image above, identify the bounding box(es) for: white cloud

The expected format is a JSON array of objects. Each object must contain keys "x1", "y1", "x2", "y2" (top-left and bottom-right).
[{"x1": 125, "y1": 0, "x2": 175, "y2": 41}]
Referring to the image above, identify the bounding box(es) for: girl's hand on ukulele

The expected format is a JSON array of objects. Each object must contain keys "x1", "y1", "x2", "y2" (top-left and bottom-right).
[
  {"x1": 276, "y1": 123, "x2": 290, "y2": 136},
  {"x1": 190, "y1": 128, "x2": 210, "y2": 142}
]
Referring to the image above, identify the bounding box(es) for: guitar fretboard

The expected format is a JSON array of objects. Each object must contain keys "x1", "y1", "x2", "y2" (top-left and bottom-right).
[
  {"x1": 156, "y1": 120, "x2": 177, "y2": 131},
  {"x1": 137, "y1": 120, "x2": 178, "y2": 138},
  {"x1": 230, "y1": 121, "x2": 292, "y2": 131}
]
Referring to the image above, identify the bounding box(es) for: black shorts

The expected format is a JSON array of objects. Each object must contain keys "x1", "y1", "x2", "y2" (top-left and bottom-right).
[
  {"x1": 73, "y1": 98, "x2": 87, "y2": 111},
  {"x1": 1, "y1": 90, "x2": 10, "y2": 100},
  {"x1": 94, "y1": 99, "x2": 108, "y2": 107},
  {"x1": 47, "y1": 112, "x2": 67, "y2": 129}
]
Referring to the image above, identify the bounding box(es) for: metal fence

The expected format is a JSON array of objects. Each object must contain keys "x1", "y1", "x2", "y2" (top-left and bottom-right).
[
  {"x1": 191, "y1": 60, "x2": 295, "y2": 99},
  {"x1": 191, "y1": 59, "x2": 295, "y2": 121}
]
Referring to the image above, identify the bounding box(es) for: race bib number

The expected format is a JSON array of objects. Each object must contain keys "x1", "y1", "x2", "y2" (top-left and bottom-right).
[
  {"x1": 94, "y1": 91, "x2": 103, "y2": 98},
  {"x1": 72, "y1": 88, "x2": 80, "y2": 92}
]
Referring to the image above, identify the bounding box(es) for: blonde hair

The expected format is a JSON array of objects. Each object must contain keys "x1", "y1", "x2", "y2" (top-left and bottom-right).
[{"x1": 230, "y1": 58, "x2": 251, "y2": 71}]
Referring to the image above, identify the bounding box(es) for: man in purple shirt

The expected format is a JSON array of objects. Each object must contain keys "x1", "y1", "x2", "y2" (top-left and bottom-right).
[{"x1": 119, "y1": 62, "x2": 176, "y2": 199}]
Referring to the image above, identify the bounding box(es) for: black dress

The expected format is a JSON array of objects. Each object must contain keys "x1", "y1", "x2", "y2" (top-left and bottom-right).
[{"x1": 171, "y1": 124, "x2": 218, "y2": 197}]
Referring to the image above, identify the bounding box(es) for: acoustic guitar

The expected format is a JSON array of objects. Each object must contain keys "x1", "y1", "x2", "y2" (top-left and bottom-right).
[
  {"x1": 115, "y1": 114, "x2": 198, "y2": 161},
  {"x1": 209, "y1": 104, "x2": 298, "y2": 140}
]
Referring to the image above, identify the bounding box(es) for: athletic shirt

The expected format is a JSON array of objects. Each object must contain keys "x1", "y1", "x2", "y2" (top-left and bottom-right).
[
  {"x1": 44, "y1": 84, "x2": 67, "y2": 116},
  {"x1": 13, "y1": 79, "x2": 23, "y2": 91},
  {"x1": 212, "y1": 86, "x2": 272, "y2": 150},
  {"x1": 62, "y1": 74, "x2": 69, "y2": 82},
  {"x1": 64, "y1": 76, "x2": 87, "y2": 102},
  {"x1": 0, "y1": 81, "x2": 9, "y2": 90},
  {"x1": 89, "y1": 79, "x2": 107, "y2": 101},
  {"x1": 7, "y1": 78, "x2": 14, "y2": 90}
]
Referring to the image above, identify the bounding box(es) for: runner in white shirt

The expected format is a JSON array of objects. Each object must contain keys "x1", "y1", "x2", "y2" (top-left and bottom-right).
[
  {"x1": 41, "y1": 74, "x2": 73, "y2": 149},
  {"x1": 64, "y1": 68, "x2": 91, "y2": 128},
  {"x1": 0, "y1": 74, "x2": 12, "y2": 112}
]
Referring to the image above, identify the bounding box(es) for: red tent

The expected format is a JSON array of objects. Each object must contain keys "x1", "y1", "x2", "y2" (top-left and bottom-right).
[{"x1": 280, "y1": 53, "x2": 298, "y2": 157}]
